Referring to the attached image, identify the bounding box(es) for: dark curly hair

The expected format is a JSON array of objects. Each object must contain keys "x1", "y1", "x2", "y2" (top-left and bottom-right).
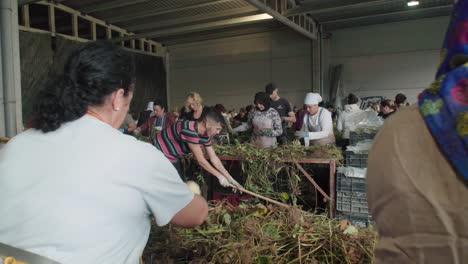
[
  {"x1": 214, "y1": 104, "x2": 226, "y2": 113},
  {"x1": 347, "y1": 93, "x2": 359, "y2": 104},
  {"x1": 265, "y1": 83, "x2": 277, "y2": 95},
  {"x1": 395, "y1": 93, "x2": 407, "y2": 105},
  {"x1": 31, "y1": 41, "x2": 135, "y2": 133},
  {"x1": 204, "y1": 106, "x2": 226, "y2": 126}
]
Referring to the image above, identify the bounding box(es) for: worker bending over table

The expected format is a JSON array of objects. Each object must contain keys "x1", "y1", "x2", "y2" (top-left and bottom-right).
[{"x1": 153, "y1": 107, "x2": 242, "y2": 190}]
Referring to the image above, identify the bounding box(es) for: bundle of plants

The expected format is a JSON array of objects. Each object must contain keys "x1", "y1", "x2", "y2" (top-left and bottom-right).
[
  {"x1": 143, "y1": 201, "x2": 377, "y2": 264},
  {"x1": 214, "y1": 140, "x2": 343, "y2": 163},
  {"x1": 212, "y1": 142, "x2": 343, "y2": 204}
]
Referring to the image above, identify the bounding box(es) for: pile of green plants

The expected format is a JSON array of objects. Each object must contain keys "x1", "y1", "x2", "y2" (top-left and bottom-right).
[
  {"x1": 212, "y1": 141, "x2": 343, "y2": 204},
  {"x1": 143, "y1": 201, "x2": 377, "y2": 264},
  {"x1": 214, "y1": 140, "x2": 343, "y2": 162}
]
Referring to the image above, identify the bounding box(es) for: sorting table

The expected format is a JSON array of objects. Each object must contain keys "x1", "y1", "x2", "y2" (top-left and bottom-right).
[{"x1": 216, "y1": 155, "x2": 337, "y2": 218}]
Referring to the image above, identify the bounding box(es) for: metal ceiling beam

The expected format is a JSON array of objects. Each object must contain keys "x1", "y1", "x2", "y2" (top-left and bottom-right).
[
  {"x1": 81, "y1": 0, "x2": 151, "y2": 14},
  {"x1": 107, "y1": 0, "x2": 236, "y2": 24},
  {"x1": 113, "y1": 14, "x2": 274, "y2": 41},
  {"x1": 161, "y1": 25, "x2": 280, "y2": 45},
  {"x1": 321, "y1": 4, "x2": 452, "y2": 24},
  {"x1": 18, "y1": 0, "x2": 41, "y2": 5},
  {"x1": 125, "y1": 6, "x2": 257, "y2": 32},
  {"x1": 18, "y1": 0, "x2": 68, "y2": 6},
  {"x1": 246, "y1": 0, "x2": 317, "y2": 40},
  {"x1": 285, "y1": 0, "x2": 396, "y2": 16}
]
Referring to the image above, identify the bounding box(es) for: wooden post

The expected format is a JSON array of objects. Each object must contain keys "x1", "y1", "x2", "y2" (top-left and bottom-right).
[
  {"x1": 329, "y1": 160, "x2": 336, "y2": 218},
  {"x1": 22, "y1": 5, "x2": 30, "y2": 28},
  {"x1": 48, "y1": 4, "x2": 55, "y2": 33},
  {"x1": 72, "y1": 14, "x2": 78, "y2": 38},
  {"x1": 91, "y1": 22, "x2": 97, "y2": 40},
  {"x1": 106, "y1": 27, "x2": 112, "y2": 39},
  {"x1": 120, "y1": 31, "x2": 124, "y2": 47},
  {"x1": 295, "y1": 162, "x2": 330, "y2": 200},
  {"x1": 280, "y1": 0, "x2": 287, "y2": 14}
]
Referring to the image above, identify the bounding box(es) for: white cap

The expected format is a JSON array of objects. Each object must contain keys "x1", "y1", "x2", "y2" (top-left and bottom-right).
[
  {"x1": 146, "y1": 101, "x2": 154, "y2": 111},
  {"x1": 304, "y1": 93, "x2": 322, "y2": 105}
]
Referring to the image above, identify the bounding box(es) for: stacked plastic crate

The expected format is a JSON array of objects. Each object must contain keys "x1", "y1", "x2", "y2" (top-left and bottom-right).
[{"x1": 336, "y1": 131, "x2": 376, "y2": 227}]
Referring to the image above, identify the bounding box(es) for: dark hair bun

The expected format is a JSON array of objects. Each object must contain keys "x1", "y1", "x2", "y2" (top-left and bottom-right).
[{"x1": 32, "y1": 41, "x2": 135, "y2": 132}]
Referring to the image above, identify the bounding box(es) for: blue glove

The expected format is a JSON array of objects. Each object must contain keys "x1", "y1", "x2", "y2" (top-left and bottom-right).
[
  {"x1": 294, "y1": 131, "x2": 308, "y2": 138},
  {"x1": 262, "y1": 129, "x2": 274, "y2": 137}
]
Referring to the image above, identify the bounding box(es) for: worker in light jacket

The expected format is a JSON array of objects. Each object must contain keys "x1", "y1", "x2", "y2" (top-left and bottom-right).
[{"x1": 295, "y1": 93, "x2": 335, "y2": 146}]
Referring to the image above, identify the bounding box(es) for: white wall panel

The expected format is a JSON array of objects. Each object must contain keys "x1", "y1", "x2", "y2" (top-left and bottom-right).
[
  {"x1": 330, "y1": 16, "x2": 450, "y2": 104},
  {"x1": 168, "y1": 29, "x2": 312, "y2": 110}
]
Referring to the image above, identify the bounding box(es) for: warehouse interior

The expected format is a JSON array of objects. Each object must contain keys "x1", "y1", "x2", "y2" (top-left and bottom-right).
[
  {"x1": 1, "y1": 0, "x2": 452, "y2": 135},
  {"x1": 1, "y1": 0, "x2": 466, "y2": 263}
]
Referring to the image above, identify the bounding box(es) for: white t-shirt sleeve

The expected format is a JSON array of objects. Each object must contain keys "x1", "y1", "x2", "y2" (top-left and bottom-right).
[{"x1": 138, "y1": 147, "x2": 194, "y2": 226}]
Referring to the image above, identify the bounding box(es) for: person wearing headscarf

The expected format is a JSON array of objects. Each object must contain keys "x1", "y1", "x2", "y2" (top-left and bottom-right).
[
  {"x1": 233, "y1": 92, "x2": 283, "y2": 148},
  {"x1": 367, "y1": 1, "x2": 468, "y2": 262},
  {"x1": 294, "y1": 93, "x2": 335, "y2": 146}
]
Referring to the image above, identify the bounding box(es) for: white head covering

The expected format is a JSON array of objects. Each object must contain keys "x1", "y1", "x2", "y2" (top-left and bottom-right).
[
  {"x1": 146, "y1": 101, "x2": 154, "y2": 111},
  {"x1": 304, "y1": 93, "x2": 322, "y2": 105}
]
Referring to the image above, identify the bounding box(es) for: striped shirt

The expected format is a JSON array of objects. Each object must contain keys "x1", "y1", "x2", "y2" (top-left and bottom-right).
[{"x1": 154, "y1": 120, "x2": 212, "y2": 162}]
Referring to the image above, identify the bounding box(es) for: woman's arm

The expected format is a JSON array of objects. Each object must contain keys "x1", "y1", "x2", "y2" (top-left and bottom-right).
[
  {"x1": 232, "y1": 113, "x2": 253, "y2": 133},
  {"x1": 170, "y1": 194, "x2": 208, "y2": 227}
]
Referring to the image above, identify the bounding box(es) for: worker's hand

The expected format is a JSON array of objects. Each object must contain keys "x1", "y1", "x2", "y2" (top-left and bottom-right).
[
  {"x1": 225, "y1": 175, "x2": 243, "y2": 190},
  {"x1": 217, "y1": 176, "x2": 231, "y2": 188},
  {"x1": 133, "y1": 128, "x2": 141, "y2": 136},
  {"x1": 294, "y1": 131, "x2": 308, "y2": 138}
]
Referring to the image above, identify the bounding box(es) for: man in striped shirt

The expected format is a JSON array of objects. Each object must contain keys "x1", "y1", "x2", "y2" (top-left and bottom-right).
[{"x1": 154, "y1": 107, "x2": 242, "y2": 189}]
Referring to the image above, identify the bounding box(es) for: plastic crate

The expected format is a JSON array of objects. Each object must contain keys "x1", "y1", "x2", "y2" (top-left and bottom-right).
[
  {"x1": 212, "y1": 192, "x2": 240, "y2": 206},
  {"x1": 345, "y1": 151, "x2": 368, "y2": 168},
  {"x1": 349, "y1": 132, "x2": 377, "y2": 145},
  {"x1": 336, "y1": 211, "x2": 373, "y2": 228},
  {"x1": 336, "y1": 191, "x2": 369, "y2": 214},
  {"x1": 337, "y1": 172, "x2": 367, "y2": 193}
]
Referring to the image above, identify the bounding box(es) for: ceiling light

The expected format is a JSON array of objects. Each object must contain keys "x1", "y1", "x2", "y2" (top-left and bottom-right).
[{"x1": 407, "y1": 1, "x2": 420, "y2": 6}]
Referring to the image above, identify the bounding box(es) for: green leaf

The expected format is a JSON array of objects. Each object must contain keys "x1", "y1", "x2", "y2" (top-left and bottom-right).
[
  {"x1": 223, "y1": 213, "x2": 232, "y2": 225},
  {"x1": 264, "y1": 224, "x2": 281, "y2": 240},
  {"x1": 257, "y1": 256, "x2": 270, "y2": 264},
  {"x1": 343, "y1": 225, "x2": 359, "y2": 235}
]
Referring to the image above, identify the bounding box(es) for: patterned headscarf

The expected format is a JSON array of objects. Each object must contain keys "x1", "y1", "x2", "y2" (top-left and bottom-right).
[{"x1": 419, "y1": 0, "x2": 468, "y2": 179}]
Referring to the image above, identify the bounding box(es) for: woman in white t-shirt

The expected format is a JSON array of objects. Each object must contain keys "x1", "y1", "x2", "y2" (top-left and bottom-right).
[{"x1": 0, "y1": 41, "x2": 208, "y2": 264}]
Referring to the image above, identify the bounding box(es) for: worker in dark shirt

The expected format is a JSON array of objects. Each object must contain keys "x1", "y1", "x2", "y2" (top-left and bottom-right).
[{"x1": 265, "y1": 83, "x2": 296, "y2": 145}]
